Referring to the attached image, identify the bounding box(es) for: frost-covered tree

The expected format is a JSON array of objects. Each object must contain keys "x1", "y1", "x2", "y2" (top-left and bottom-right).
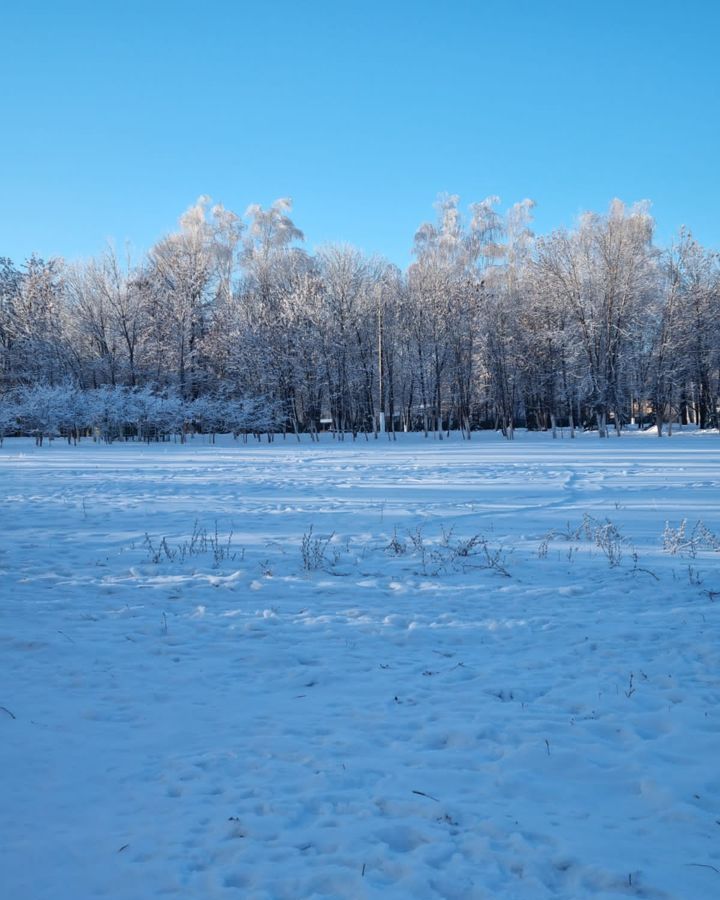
[
  {"x1": 238, "y1": 198, "x2": 312, "y2": 433},
  {"x1": 144, "y1": 197, "x2": 220, "y2": 398},
  {"x1": 409, "y1": 195, "x2": 473, "y2": 436},
  {"x1": 536, "y1": 201, "x2": 656, "y2": 437},
  {"x1": 5, "y1": 257, "x2": 69, "y2": 387},
  {"x1": 14, "y1": 384, "x2": 69, "y2": 445},
  {"x1": 670, "y1": 233, "x2": 720, "y2": 429},
  {"x1": 0, "y1": 258, "x2": 23, "y2": 391},
  {"x1": 316, "y1": 245, "x2": 382, "y2": 436},
  {"x1": 0, "y1": 397, "x2": 17, "y2": 445}
]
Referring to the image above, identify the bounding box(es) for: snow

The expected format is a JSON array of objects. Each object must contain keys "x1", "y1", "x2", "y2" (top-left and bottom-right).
[{"x1": 1, "y1": 429, "x2": 719, "y2": 899}]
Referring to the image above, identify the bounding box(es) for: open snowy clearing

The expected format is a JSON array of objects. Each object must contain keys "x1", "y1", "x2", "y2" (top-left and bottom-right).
[{"x1": 1, "y1": 430, "x2": 719, "y2": 899}]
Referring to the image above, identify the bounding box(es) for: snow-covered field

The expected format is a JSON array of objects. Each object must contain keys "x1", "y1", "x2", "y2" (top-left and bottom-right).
[{"x1": 1, "y1": 430, "x2": 719, "y2": 899}]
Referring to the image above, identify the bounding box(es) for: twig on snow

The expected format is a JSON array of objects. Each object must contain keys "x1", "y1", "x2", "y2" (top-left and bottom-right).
[{"x1": 412, "y1": 789, "x2": 439, "y2": 802}]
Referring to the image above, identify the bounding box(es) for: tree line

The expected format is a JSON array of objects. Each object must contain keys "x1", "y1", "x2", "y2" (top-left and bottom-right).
[{"x1": 1, "y1": 194, "x2": 718, "y2": 442}]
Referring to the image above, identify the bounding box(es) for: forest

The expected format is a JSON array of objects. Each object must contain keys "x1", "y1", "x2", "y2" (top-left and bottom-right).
[{"x1": 1, "y1": 194, "x2": 718, "y2": 443}]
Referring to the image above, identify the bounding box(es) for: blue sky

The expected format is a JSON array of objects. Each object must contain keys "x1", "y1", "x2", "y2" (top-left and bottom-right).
[{"x1": 1, "y1": 0, "x2": 718, "y2": 268}]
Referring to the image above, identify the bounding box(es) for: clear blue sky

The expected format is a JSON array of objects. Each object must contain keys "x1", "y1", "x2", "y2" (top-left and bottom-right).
[{"x1": 1, "y1": 0, "x2": 718, "y2": 268}]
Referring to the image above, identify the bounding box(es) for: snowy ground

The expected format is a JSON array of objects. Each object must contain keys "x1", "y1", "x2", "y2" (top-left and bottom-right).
[{"x1": 1, "y1": 429, "x2": 719, "y2": 899}]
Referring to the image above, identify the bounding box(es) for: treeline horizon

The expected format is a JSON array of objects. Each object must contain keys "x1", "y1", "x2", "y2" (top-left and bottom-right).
[{"x1": 1, "y1": 194, "x2": 718, "y2": 442}]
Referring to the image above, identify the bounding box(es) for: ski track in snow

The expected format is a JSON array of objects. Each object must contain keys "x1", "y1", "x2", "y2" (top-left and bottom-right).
[{"x1": 1, "y1": 430, "x2": 719, "y2": 899}]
